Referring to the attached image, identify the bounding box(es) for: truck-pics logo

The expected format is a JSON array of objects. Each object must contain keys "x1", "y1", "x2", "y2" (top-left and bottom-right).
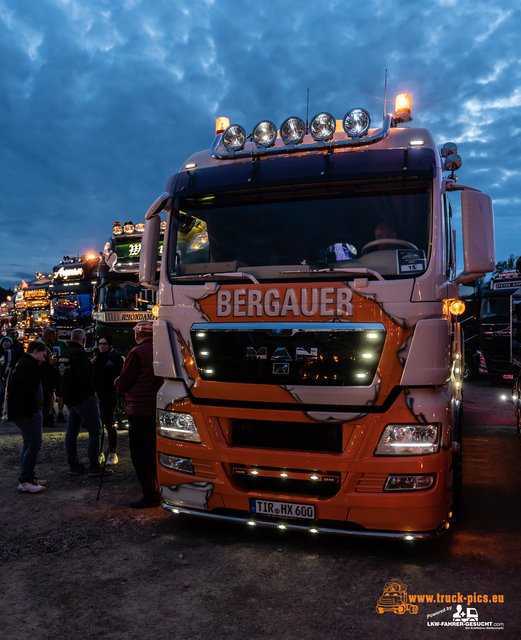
[{"x1": 375, "y1": 580, "x2": 418, "y2": 615}]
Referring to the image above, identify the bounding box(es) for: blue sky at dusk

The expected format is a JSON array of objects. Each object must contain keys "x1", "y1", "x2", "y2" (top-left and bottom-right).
[{"x1": 1, "y1": 0, "x2": 520, "y2": 288}]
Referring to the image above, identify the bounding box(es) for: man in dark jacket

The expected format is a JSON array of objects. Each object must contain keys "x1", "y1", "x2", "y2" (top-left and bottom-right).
[
  {"x1": 8, "y1": 341, "x2": 49, "y2": 493},
  {"x1": 115, "y1": 321, "x2": 162, "y2": 508},
  {"x1": 59, "y1": 328, "x2": 113, "y2": 477}
]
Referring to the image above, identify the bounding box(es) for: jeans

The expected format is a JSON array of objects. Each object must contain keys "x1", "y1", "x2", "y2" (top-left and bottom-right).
[
  {"x1": 15, "y1": 411, "x2": 43, "y2": 483},
  {"x1": 128, "y1": 415, "x2": 160, "y2": 501},
  {"x1": 65, "y1": 395, "x2": 103, "y2": 469}
]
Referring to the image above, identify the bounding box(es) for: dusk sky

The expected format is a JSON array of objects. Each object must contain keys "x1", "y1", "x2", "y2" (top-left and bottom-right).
[{"x1": 1, "y1": 0, "x2": 520, "y2": 289}]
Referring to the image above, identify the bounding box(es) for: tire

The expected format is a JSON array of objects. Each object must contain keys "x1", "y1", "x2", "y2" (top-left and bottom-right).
[{"x1": 463, "y1": 351, "x2": 475, "y2": 381}]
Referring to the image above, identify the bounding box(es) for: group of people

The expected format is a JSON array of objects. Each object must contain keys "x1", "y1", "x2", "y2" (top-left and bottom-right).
[{"x1": 5, "y1": 320, "x2": 163, "y2": 508}]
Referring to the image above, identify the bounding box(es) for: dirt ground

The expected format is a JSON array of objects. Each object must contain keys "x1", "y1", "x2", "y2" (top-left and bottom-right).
[{"x1": 1, "y1": 383, "x2": 520, "y2": 640}]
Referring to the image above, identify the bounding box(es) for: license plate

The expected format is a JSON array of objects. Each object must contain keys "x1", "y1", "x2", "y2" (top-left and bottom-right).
[{"x1": 249, "y1": 498, "x2": 315, "y2": 520}]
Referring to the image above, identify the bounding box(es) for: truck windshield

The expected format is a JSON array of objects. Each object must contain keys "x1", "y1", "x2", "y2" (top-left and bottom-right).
[
  {"x1": 50, "y1": 294, "x2": 92, "y2": 320},
  {"x1": 169, "y1": 178, "x2": 432, "y2": 281},
  {"x1": 98, "y1": 281, "x2": 156, "y2": 311}
]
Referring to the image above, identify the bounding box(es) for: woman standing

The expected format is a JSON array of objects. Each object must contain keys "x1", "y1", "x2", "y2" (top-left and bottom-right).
[{"x1": 91, "y1": 335, "x2": 124, "y2": 466}]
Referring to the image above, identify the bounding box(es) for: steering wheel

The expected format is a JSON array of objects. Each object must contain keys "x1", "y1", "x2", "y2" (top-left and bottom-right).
[{"x1": 360, "y1": 239, "x2": 418, "y2": 256}]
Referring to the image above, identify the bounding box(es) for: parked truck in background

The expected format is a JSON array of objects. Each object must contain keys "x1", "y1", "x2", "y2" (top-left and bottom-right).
[
  {"x1": 139, "y1": 93, "x2": 495, "y2": 539},
  {"x1": 93, "y1": 221, "x2": 163, "y2": 355},
  {"x1": 478, "y1": 271, "x2": 521, "y2": 383},
  {"x1": 48, "y1": 254, "x2": 99, "y2": 345}
]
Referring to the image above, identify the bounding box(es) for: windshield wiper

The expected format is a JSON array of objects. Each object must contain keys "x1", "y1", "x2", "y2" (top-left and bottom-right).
[
  {"x1": 174, "y1": 272, "x2": 260, "y2": 285},
  {"x1": 280, "y1": 267, "x2": 385, "y2": 282}
]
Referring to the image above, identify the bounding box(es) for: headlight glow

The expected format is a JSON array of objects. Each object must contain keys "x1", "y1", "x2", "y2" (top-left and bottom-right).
[
  {"x1": 252, "y1": 120, "x2": 277, "y2": 147},
  {"x1": 222, "y1": 124, "x2": 246, "y2": 151},
  {"x1": 375, "y1": 424, "x2": 439, "y2": 456},
  {"x1": 310, "y1": 112, "x2": 336, "y2": 141},
  {"x1": 280, "y1": 116, "x2": 305, "y2": 144},
  {"x1": 158, "y1": 410, "x2": 201, "y2": 443},
  {"x1": 343, "y1": 108, "x2": 371, "y2": 138}
]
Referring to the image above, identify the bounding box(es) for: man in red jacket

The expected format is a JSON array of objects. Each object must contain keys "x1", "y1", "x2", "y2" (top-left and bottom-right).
[{"x1": 115, "y1": 321, "x2": 163, "y2": 508}]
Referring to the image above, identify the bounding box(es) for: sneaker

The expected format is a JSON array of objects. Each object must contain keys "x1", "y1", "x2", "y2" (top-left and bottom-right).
[
  {"x1": 33, "y1": 478, "x2": 48, "y2": 486},
  {"x1": 57, "y1": 412, "x2": 66, "y2": 423},
  {"x1": 106, "y1": 453, "x2": 118, "y2": 466},
  {"x1": 88, "y1": 466, "x2": 114, "y2": 477},
  {"x1": 18, "y1": 480, "x2": 46, "y2": 493},
  {"x1": 129, "y1": 497, "x2": 162, "y2": 509},
  {"x1": 68, "y1": 463, "x2": 86, "y2": 475}
]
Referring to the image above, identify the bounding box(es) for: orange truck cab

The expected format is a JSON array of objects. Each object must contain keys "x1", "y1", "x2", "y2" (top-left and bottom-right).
[{"x1": 139, "y1": 94, "x2": 495, "y2": 540}]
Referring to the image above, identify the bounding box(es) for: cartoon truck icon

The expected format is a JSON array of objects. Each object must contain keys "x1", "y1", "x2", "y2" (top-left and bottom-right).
[{"x1": 376, "y1": 580, "x2": 419, "y2": 615}]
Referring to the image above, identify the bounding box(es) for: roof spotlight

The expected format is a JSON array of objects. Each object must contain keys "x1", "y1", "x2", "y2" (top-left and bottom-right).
[
  {"x1": 343, "y1": 108, "x2": 371, "y2": 138},
  {"x1": 280, "y1": 116, "x2": 306, "y2": 145},
  {"x1": 222, "y1": 124, "x2": 246, "y2": 151},
  {"x1": 123, "y1": 222, "x2": 135, "y2": 234},
  {"x1": 310, "y1": 112, "x2": 336, "y2": 141},
  {"x1": 112, "y1": 221, "x2": 123, "y2": 236},
  {"x1": 134, "y1": 223, "x2": 145, "y2": 233},
  {"x1": 252, "y1": 120, "x2": 277, "y2": 148}
]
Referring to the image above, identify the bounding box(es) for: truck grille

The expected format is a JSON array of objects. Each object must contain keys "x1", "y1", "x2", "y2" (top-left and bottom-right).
[
  {"x1": 191, "y1": 321, "x2": 385, "y2": 386},
  {"x1": 232, "y1": 418, "x2": 342, "y2": 453}
]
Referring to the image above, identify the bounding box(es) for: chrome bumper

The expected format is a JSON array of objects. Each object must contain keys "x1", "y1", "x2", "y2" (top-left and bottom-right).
[{"x1": 161, "y1": 502, "x2": 448, "y2": 541}]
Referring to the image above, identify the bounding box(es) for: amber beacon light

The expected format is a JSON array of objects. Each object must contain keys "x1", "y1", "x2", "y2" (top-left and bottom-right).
[
  {"x1": 449, "y1": 300, "x2": 466, "y2": 316},
  {"x1": 394, "y1": 94, "x2": 412, "y2": 123},
  {"x1": 215, "y1": 117, "x2": 230, "y2": 135}
]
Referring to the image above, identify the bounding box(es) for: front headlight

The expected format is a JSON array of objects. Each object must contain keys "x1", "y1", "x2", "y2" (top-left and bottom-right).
[
  {"x1": 158, "y1": 410, "x2": 201, "y2": 443},
  {"x1": 374, "y1": 424, "x2": 439, "y2": 456}
]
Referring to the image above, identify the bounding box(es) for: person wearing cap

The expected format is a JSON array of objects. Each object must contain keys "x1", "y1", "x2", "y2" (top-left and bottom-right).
[{"x1": 115, "y1": 320, "x2": 163, "y2": 508}]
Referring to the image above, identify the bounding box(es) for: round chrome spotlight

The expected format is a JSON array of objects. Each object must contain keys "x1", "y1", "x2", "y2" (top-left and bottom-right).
[
  {"x1": 280, "y1": 116, "x2": 305, "y2": 145},
  {"x1": 222, "y1": 124, "x2": 246, "y2": 151},
  {"x1": 343, "y1": 108, "x2": 371, "y2": 138},
  {"x1": 310, "y1": 112, "x2": 336, "y2": 141},
  {"x1": 252, "y1": 120, "x2": 277, "y2": 147}
]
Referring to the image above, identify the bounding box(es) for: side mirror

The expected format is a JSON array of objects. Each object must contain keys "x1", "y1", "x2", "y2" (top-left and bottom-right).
[
  {"x1": 139, "y1": 216, "x2": 161, "y2": 290},
  {"x1": 461, "y1": 191, "x2": 495, "y2": 274}
]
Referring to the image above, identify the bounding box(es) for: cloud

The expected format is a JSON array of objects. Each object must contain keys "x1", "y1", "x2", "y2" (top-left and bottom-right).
[{"x1": 0, "y1": 0, "x2": 521, "y2": 289}]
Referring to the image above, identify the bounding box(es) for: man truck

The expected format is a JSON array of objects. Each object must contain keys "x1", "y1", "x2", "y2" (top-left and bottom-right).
[{"x1": 139, "y1": 94, "x2": 495, "y2": 539}]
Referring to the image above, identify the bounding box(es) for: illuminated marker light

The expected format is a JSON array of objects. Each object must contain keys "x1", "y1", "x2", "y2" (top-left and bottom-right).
[
  {"x1": 250, "y1": 470, "x2": 259, "y2": 476},
  {"x1": 409, "y1": 140, "x2": 424, "y2": 146},
  {"x1": 449, "y1": 300, "x2": 466, "y2": 316},
  {"x1": 152, "y1": 304, "x2": 159, "y2": 318},
  {"x1": 277, "y1": 525, "x2": 287, "y2": 530},
  {"x1": 355, "y1": 373, "x2": 367, "y2": 379},
  {"x1": 200, "y1": 351, "x2": 209, "y2": 356},
  {"x1": 185, "y1": 163, "x2": 197, "y2": 170},
  {"x1": 501, "y1": 395, "x2": 507, "y2": 401},
  {"x1": 204, "y1": 369, "x2": 214, "y2": 374},
  {"x1": 173, "y1": 509, "x2": 180, "y2": 514},
  {"x1": 310, "y1": 475, "x2": 320, "y2": 481},
  {"x1": 280, "y1": 472, "x2": 289, "y2": 478},
  {"x1": 367, "y1": 333, "x2": 378, "y2": 339},
  {"x1": 196, "y1": 332, "x2": 206, "y2": 338},
  {"x1": 404, "y1": 535, "x2": 415, "y2": 541},
  {"x1": 361, "y1": 353, "x2": 373, "y2": 359},
  {"x1": 309, "y1": 529, "x2": 319, "y2": 534},
  {"x1": 247, "y1": 521, "x2": 256, "y2": 526}
]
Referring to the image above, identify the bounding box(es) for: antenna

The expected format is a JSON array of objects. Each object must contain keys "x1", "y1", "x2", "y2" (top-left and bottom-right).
[
  {"x1": 306, "y1": 88, "x2": 309, "y2": 134},
  {"x1": 383, "y1": 69, "x2": 387, "y2": 120}
]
